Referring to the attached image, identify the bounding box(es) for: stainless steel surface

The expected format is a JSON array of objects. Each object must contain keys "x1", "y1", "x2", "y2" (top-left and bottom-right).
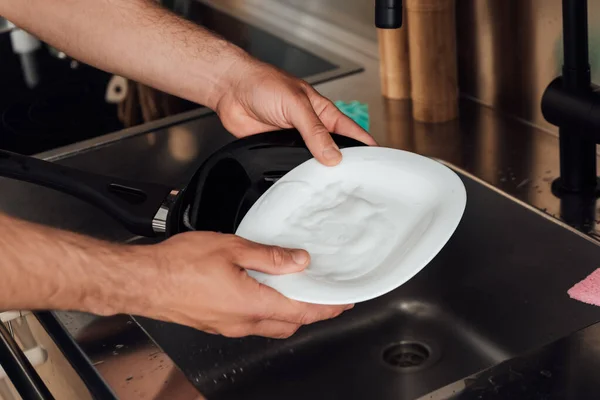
[
  {"x1": 1, "y1": 315, "x2": 49, "y2": 383},
  {"x1": 0, "y1": 18, "x2": 14, "y2": 35},
  {"x1": 419, "y1": 320, "x2": 600, "y2": 399},
  {"x1": 9, "y1": 316, "x2": 37, "y2": 354},
  {"x1": 9, "y1": 28, "x2": 42, "y2": 89},
  {"x1": 2, "y1": 0, "x2": 600, "y2": 398},
  {"x1": 54, "y1": 312, "x2": 203, "y2": 400},
  {"x1": 133, "y1": 168, "x2": 600, "y2": 399},
  {"x1": 0, "y1": 323, "x2": 53, "y2": 400},
  {"x1": 152, "y1": 189, "x2": 180, "y2": 234},
  {"x1": 0, "y1": 312, "x2": 95, "y2": 400}
]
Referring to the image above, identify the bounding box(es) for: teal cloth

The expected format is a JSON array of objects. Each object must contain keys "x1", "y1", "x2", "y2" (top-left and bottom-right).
[{"x1": 334, "y1": 100, "x2": 369, "y2": 132}]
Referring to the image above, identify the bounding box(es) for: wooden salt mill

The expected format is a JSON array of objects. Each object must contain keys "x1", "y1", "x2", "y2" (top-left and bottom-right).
[
  {"x1": 376, "y1": 0, "x2": 459, "y2": 123},
  {"x1": 376, "y1": 0, "x2": 410, "y2": 100}
]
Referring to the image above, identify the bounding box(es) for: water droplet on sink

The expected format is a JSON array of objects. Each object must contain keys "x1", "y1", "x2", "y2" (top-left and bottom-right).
[{"x1": 540, "y1": 370, "x2": 552, "y2": 378}]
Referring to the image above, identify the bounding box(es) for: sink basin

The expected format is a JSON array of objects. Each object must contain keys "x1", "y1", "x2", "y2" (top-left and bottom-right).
[
  {"x1": 148, "y1": 298, "x2": 509, "y2": 400},
  {"x1": 131, "y1": 171, "x2": 600, "y2": 399}
]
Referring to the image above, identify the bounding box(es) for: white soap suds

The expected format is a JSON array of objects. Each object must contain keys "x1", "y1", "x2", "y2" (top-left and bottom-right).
[{"x1": 275, "y1": 181, "x2": 398, "y2": 281}]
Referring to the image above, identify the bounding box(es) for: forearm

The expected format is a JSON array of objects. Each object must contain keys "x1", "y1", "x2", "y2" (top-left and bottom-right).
[
  {"x1": 0, "y1": 213, "x2": 152, "y2": 316},
  {"x1": 0, "y1": 0, "x2": 249, "y2": 109}
]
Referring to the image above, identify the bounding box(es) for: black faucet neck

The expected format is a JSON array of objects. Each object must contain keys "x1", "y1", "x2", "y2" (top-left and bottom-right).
[
  {"x1": 541, "y1": 0, "x2": 600, "y2": 230},
  {"x1": 562, "y1": 0, "x2": 591, "y2": 90},
  {"x1": 542, "y1": 0, "x2": 600, "y2": 195},
  {"x1": 375, "y1": 0, "x2": 403, "y2": 29}
]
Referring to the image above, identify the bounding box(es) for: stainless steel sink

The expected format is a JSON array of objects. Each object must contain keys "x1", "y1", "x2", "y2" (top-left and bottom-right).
[
  {"x1": 187, "y1": 299, "x2": 509, "y2": 400},
  {"x1": 133, "y1": 291, "x2": 508, "y2": 400},
  {"x1": 131, "y1": 171, "x2": 600, "y2": 400},
  {"x1": 129, "y1": 235, "x2": 510, "y2": 399}
]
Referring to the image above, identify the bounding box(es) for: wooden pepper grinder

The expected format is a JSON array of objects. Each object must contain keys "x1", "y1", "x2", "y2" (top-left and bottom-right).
[
  {"x1": 406, "y1": 0, "x2": 458, "y2": 122},
  {"x1": 376, "y1": 0, "x2": 410, "y2": 99}
]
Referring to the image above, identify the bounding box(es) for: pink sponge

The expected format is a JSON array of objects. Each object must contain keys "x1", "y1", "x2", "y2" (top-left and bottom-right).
[{"x1": 568, "y1": 268, "x2": 600, "y2": 306}]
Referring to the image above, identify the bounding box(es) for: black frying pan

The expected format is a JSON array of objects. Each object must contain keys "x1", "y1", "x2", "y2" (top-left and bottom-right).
[{"x1": 0, "y1": 129, "x2": 366, "y2": 237}]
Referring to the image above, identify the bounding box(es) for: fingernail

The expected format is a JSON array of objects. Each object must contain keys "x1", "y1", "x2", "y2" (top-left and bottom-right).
[
  {"x1": 345, "y1": 304, "x2": 355, "y2": 310},
  {"x1": 291, "y1": 250, "x2": 309, "y2": 265},
  {"x1": 322, "y1": 146, "x2": 342, "y2": 164}
]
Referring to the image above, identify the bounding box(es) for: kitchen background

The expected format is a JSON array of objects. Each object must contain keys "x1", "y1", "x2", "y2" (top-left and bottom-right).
[
  {"x1": 2, "y1": 1, "x2": 600, "y2": 399},
  {"x1": 3, "y1": 0, "x2": 600, "y2": 153},
  {"x1": 276, "y1": 0, "x2": 600, "y2": 133}
]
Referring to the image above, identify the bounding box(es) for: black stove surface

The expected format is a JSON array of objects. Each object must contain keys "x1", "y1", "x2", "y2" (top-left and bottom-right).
[{"x1": 0, "y1": 2, "x2": 342, "y2": 155}]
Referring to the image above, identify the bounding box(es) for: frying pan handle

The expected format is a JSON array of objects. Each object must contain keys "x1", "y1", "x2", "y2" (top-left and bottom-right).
[
  {"x1": 0, "y1": 149, "x2": 173, "y2": 237},
  {"x1": 186, "y1": 130, "x2": 369, "y2": 233}
]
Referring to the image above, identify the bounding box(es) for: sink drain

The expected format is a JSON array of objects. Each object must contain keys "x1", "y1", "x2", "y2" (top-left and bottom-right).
[{"x1": 381, "y1": 341, "x2": 436, "y2": 372}]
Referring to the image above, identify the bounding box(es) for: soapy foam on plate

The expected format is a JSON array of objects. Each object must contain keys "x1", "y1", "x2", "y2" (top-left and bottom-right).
[
  {"x1": 275, "y1": 181, "x2": 397, "y2": 281},
  {"x1": 234, "y1": 146, "x2": 467, "y2": 304}
]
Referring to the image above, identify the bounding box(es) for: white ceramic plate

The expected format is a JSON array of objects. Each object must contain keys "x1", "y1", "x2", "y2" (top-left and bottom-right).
[{"x1": 235, "y1": 146, "x2": 467, "y2": 305}]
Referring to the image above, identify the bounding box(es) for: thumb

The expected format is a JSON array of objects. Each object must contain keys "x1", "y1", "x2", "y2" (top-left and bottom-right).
[
  {"x1": 230, "y1": 237, "x2": 310, "y2": 274},
  {"x1": 289, "y1": 97, "x2": 342, "y2": 166}
]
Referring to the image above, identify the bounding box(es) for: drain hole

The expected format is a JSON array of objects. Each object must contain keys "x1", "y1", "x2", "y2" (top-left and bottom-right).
[{"x1": 382, "y1": 342, "x2": 430, "y2": 369}]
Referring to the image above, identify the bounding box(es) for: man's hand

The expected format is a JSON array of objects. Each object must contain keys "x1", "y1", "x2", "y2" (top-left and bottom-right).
[
  {"x1": 0, "y1": 0, "x2": 363, "y2": 338},
  {"x1": 0, "y1": 213, "x2": 351, "y2": 339},
  {"x1": 214, "y1": 59, "x2": 377, "y2": 166},
  {"x1": 0, "y1": 0, "x2": 377, "y2": 166},
  {"x1": 123, "y1": 232, "x2": 353, "y2": 338}
]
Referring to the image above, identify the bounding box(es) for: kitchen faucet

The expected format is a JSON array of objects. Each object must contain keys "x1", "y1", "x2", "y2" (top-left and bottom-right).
[
  {"x1": 541, "y1": 0, "x2": 598, "y2": 197},
  {"x1": 375, "y1": 0, "x2": 402, "y2": 29},
  {"x1": 376, "y1": 0, "x2": 600, "y2": 230},
  {"x1": 540, "y1": 0, "x2": 600, "y2": 230}
]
